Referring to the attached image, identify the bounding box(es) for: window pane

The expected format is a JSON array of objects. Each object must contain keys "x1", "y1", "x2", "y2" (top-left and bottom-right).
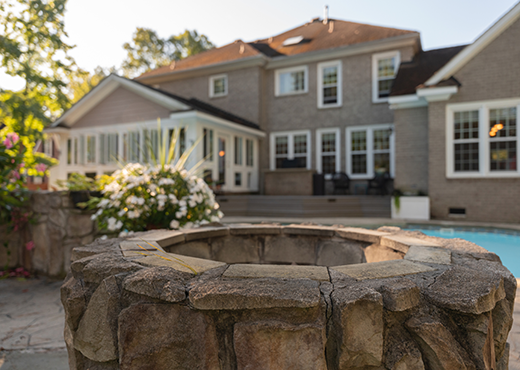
[
  {"x1": 322, "y1": 133, "x2": 336, "y2": 153},
  {"x1": 74, "y1": 138, "x2": 78, "y2": 164},
  {"x1": 279, "y1": 70, "x2": 305, "y2": 94},
  {"x1": 323, "y1": 66, "x2": 337, "y2": 85},
  {"x1": 351, "y1": 131, "x2": 366, "y2": 151},
  {"x1": 378, "y1": 58, "x2": 396, "y2": 78},
  {"x1": 489, "y1": 107, "x2": 516, "y2": 138},
  {"x1": 323, "y1": 87, "x2": 337, "y2": 104},
  {"x1": 373, "y1": 129, "x2": 390, "y2": 150},
  {"x1": 87, "y1": 136, "x2": 96, "y2": 164},
  {"x1": 99, "y1": 134, "x2": 106, "y2": 164},
  {"x1": 322, "y1": 155, "x2": 336, "y2": 174},
  {"x1": 490, "y1": 141, "x2": 517, "y2": 171},
  {"x1": 218, "y1": 138, "x2": 226, "y2": 184},
  {"x1": 67, "y1": 139, "x2": 72, "y2": 165},
  {"x1": 275, "y1": 136, "x2": 288, "y2": 155},
  {"x1": 293, "y1": 157, "x2": 307, "y2": 168},
  {"x1": 235, "y1": 172, "x2": 242, "y2": 186},
  {"x1": 246, "y1": 139, "x2": 253, "y2": 167},
  {"x1": 454, "y1": 143, "x2": 479, "y2": 172},
  {"x1": 213, "y1": 77, "x2": 226, "y2": 95},
  {"x1": 203, "y1": 129, "x2": 214, "y2": 161},
  {"x1": 294, "y1": 134, "x2": 307, "y2": 154},
  {"x1": 454, "y1": 111, "x2": 479, "y2": 140},
  {"x1": 374, "y1": 153, "x2": 390, "y2": 173},
  {"x1": 234, "y1": 137, "x2": 243, "y2": 165},
  {"x1": 352, "y1": 154, "x2": 367, "y2": 174},
  {"x1": 378, "y1": 79, "x2": 393, "y2": 98}
]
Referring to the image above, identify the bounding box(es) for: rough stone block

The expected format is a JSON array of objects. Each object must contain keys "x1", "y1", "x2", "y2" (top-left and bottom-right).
[
  {"x1": 189, "y1": 278, "x2": 321, "y2": 310},
  {"x1": 211, "y1": 236, "x2": 260, "y2": 263},
  {"x1": 74, "y1": 276, "x2": 121, "y2": 362},
  {"x1": 61, "y1": 276, "x2": 88, "y2": 331},
  {"x1": 234, "y1": 321, "x2": 327, "y2": 370},
  {"x1": 405, "y1": 316, "x2": 472, "y2": 369},
  {"x1": 380, "y1": 234, "x2": 441, "y2": 253},
  {"x1": 123, "y1": 267, "x2": 189, "y2": 303},
  {"x1": 31, "y1": 222, "x2": 50, "y2": 272},
  {"x1": 119, "y1": 240, "x2": 165, "y2": 252},
  {"x1": 67, "y1": 212, "x2": 94, "y2": 238},
  {"x1": 31, "y1": 192, "x2": 51, "y2": 214},
  {"x1": 49, "y1": 208, "x2": 67, "y2": 228},
  {"x1": 167, "y1": 240, "x2": 212, "y2": 259},
  {"x1": 335, "y1": 227, "x2": 390, "y2": 244},
  {"x1": 425, "y1": 265, "x2": 505, "y2": 314},
  {"x1": 135, "y1": 253, "x2": 225, "y2": 275},
  {"x1": 74, "y1": 253, "x2": 144, "y2": 284},
  {"x1": 229, "y1": 223, "x2": 282, "y2": 235},
  {"x1": 48, "y1": 222, "x2": 66, "y2": 276},
  {"x1": 316, "y1": 239, "x2": 365, "y2": 266},
  {"x1": 364, "y1": 244, "x2": 404, "y2": 263},
  {"x1": 405, "y1": 245, "x2": 451, "y2": 265},
  {"x1": 330, "y1": 285, "x2": 384, "y2": 368},
  {"x1": 332, "y1": 260, "x2": 435, "y2": 281},
  {"x1": 283, "y1": 224, "x2": 335, "y2": 237},
  {"x1": 224, "y1": 264, "x2": 329, "y2": 281},
  {"x1": 129, "y1": 230, "x2": 184, "y2": 247},
  {"x1": 182, "y1": 226, "x2": 229, "y2": 241},
  {"x1": 492, "y1": 298, "x2": 514, "y2": 359},
  {"x1": 378, "y1": 278, "x2": 420, "y2": 311},
  {"x1": 118, "y1": 303, "x2": 220, "y2": 370},
  {"x1": 263, "y1": 235, "x2": 317, "y2": 265}
]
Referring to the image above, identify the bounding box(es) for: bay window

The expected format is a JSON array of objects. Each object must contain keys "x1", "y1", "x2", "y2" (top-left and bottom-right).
[{"x1": 346, "y1": 124, "x2": 394, "y2": 179}]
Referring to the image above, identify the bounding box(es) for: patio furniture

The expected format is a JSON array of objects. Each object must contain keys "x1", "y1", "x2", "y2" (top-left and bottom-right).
[
  {"x1": 367, "y1": 171, "x2": 390, "y2": 195},
  {"x1": 332, "y1": 172, "x2": 350, "y2": 194}
]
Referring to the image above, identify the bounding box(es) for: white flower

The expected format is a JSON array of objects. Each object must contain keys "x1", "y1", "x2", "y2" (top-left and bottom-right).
[
  {"x1": 169, "y1": 219, "x2": 180, "y2": 229},
  {"x1": 213, "y1": 203, "x2": 220, "y2": 210},
  {"x1": 188, "y1": 199, "x2": 197, "y2": 208},
  {"x1": 117, "y1": 209, "x2": 126, "y2": 217},
  {"x1": 115, "y1": 220, "x2": 123, "y2": 230},
  {"x1": 107, "y1": 217, "x2": 118, "y2": 231},
  {"x1": 179, "y1": 200, "x2": 187, "y2": 208},
  {"x1": 98, "y1": 199, "x2": 110, "y2": 208},
  {"x1": 210, "y1": 216, "x2": 220, "y2": 222},
  {"x1": 182, "y1": 222, "x2": 194, "y2": 230},
  {"x1": 136, "y1": 197, "x2": 145, "y2": 205}
]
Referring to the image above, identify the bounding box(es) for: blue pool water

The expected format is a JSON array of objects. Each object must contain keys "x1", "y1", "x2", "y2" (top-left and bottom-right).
[{"x1": 406, "y1": 226, "x2": 520, "y2": 277}]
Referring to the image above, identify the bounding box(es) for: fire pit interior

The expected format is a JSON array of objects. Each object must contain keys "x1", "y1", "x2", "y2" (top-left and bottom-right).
[{"x1": 62, "y1": 224, "x2": 516, "y2": 370}]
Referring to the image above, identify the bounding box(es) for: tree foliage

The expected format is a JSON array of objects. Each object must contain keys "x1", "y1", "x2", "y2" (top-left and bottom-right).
[
  {"x1": 0, "y1": 0, "x2": 75, "y2": 174},
  {"x1": 121, "y1": 28, "x2": 214, "y2": 78}
]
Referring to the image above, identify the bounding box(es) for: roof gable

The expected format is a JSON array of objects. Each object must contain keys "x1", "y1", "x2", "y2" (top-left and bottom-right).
[{"x1": 425, "y1": 1, "x2": 520, "y2": 86}]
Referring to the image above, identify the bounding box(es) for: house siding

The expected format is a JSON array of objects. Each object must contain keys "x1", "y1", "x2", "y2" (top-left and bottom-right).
[
  {"x1": 428, "y1": 18, "x2": 520, "y2": 222},
  {"x1": 74, "y1": 87, "x2": 172, "y2": 128},
  {"x1": 394, "y1": 106, "x2": 429, "y2": 193},
  {"x1": 159, "y1": 66, "x2": 262, "y2": 125}
]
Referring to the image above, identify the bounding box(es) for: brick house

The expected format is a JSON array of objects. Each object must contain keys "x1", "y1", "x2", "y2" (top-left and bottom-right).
[{"x1": 46, "y1": 2, "x2": 520, "y2": 221}]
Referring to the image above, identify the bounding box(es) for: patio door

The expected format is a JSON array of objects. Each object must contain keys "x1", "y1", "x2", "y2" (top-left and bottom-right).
[{"x1": 218, "y1": 134, "x2": 229, "y2": 187}]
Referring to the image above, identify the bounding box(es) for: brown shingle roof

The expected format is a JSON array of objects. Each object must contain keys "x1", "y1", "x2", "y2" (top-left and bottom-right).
[
  {"x1": 137, "y1": 18, "x2": 418, "y2": 80},
  {"x1": 390, "y1": 45, "x2": 467, "y2": 96}
]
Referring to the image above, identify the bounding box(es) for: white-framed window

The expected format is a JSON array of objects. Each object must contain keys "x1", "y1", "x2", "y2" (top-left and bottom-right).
[
  {"x1": 317, "y1": 60, "x2": 342, "y2": 108},
  {"x1": 67, "y1": 139, "x2": 72, "y2": 165},
  {"x1": 346, "y1": 124, "x2": 394, "y2": 179},
  {"x1": 203, "y1": 128, "x2": 214, "y2": 161},
  {"x1": 209, "y1": 74, "x2": 227, "y2": 98},
  {"x1": 234, "y1": 136, "x2": 243, "y2": 165},
  {"x1": 275, "y1": 65, "x2": 308, "y2": 96},
  {"x1": 316, "y1": 128, "x2": 340, "y2": 175},
  {"x1": 446, "y1": 99, "x2": 520, "y2": 178},
  {"x1": 106, "y1": 133, "x2": 119, "y2": 164},
  {"x1": 43, "y1": 138, "x2": 53, "y2": 157},
  {"x1": 270, "y1": 130, "x2": 311, "y2": 170},
  {"x1": 372, "y1": 51, "x2": 400, "y2": 103}
]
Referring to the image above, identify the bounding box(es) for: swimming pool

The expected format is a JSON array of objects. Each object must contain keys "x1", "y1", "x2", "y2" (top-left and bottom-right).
[{"x1": 406, "y1": 225, "x2": 520, "y2": 277}]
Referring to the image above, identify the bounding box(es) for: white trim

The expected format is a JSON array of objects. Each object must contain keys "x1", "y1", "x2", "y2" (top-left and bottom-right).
[
  {"x1": 182, "y1": 111, "x2": 265, "y2": 137},
  {"x1": 274, "y1": 65, "x2": 309, "y2": 97},
  {"x1": 209, "y1": 74, "x2": 228, "y2": 98},
  {"x1": 269, "y1": 130, "x2": 311, "y2": 170},
  {"x1": 388, "y1": 94, "x2": 428, "y2": 110},
  {"x1": 346, "y1": 124, "x2": 395, "y2": 179},
  {"x1": 316, "y1": 128, "x2": 341, "y2": 174},
  {"x1": 446, "y1": 98, "x2": 520, "y2": 178},
  {"x1": 426, "y1": 2, "x2": 520, "y2": 86},
  {"x1": 372, "y1": 51, "x2": 401, "y2": 104},
  {"x1": 416, "y1": 86, "x2": 458, "y2": 102},
  {"x1": 317, "y1": 60, "x2": 342, "y2": 109}
]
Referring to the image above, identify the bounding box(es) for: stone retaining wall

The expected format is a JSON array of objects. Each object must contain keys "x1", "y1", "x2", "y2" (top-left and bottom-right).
[
  {"x1": 0, "y1": 191, "x2": 96, "y2": 277},
  {"x1": 62, "y1": 224, "x2": 516, "y2": 370}
]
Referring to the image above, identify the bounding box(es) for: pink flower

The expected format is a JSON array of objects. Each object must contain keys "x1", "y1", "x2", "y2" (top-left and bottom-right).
[
  {"x1": 12, "y1": 171, "x2": 20, "y2": 180},
  {"x1": 7, "y1": 132, "x2": 19, "y2": 144},
  {"x1": 35, "y1": 163, "x2": 47, "y2": 173},
  {"x1": 25, "y1": 241, "x2": 35, "y2": 251},
  {"x1": 3, "y1": 137, "x2": 13, "y2": 149}
]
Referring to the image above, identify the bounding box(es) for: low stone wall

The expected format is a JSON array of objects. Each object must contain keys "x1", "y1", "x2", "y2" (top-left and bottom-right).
[
  {"x1": 264, "y1": 169, "x2": 314, "y2": 195},
  {"x1": 0, "y1": 191, "x2": 96, "y2": 277},
  {"x1": 62, "y1": 224, "x2": 516, "y2": 370}
]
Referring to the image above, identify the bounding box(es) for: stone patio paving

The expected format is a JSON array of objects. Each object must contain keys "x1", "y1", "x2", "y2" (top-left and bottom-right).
[{"x1": 0, "y1": 276, "x2": 518, "y2": 369}]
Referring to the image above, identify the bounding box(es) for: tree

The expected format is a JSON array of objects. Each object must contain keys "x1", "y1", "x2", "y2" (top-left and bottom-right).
[
  {"x1": 0, "y1": 0, "x2": 76, "y2": 176},
  {"x1": 67, "y1": 66, "x2": 115, "y2": 103},
  {"x1": 121, "y1": 28, "x2": 214, "y2": 78}
]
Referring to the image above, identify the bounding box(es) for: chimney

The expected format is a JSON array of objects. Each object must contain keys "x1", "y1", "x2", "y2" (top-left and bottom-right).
[{"x1": 323, "y1": 5, "x2": 329, "y2": 24}]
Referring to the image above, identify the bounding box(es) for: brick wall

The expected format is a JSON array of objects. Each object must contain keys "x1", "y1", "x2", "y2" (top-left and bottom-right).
[
  {"x1": 428, "y1": 18, "x2": 520, "y2": 222},
  {"x1": 393, "y1": 107, "x2": 429, "y2": 193}
]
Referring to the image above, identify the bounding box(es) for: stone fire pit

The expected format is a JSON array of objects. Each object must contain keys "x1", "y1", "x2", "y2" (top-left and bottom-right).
[{"x1": 61, "y1": 224, "x2": 516, "y2": 370}]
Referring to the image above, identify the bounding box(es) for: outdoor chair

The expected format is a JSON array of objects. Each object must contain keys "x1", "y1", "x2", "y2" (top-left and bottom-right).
[
  {"x1": 367, "y1": 171, "x2": 390, "y2": 195},
  {"x1": 332, "y1": 172, "x2": 350, "y2": 194}
]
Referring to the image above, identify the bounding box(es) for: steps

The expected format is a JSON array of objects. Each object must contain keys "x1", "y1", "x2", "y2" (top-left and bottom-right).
[{"x1": 216, "y1": 195, "x2": 391, "y2": 218}]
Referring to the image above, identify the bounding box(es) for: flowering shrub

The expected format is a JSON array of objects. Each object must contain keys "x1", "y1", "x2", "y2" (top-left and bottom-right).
[{"x1": 91, "y1": 163, "x2": 223, "y2": 236}]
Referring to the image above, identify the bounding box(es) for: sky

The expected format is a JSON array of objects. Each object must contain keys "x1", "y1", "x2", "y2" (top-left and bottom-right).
[{"x1": 1, "y1": 0, "x2": 518, "y2": 90}]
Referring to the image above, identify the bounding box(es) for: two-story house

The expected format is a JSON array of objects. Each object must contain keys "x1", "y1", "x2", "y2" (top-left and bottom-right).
[{"x1": 46, "y1": 16, "x2": 421, "y2": 195}]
